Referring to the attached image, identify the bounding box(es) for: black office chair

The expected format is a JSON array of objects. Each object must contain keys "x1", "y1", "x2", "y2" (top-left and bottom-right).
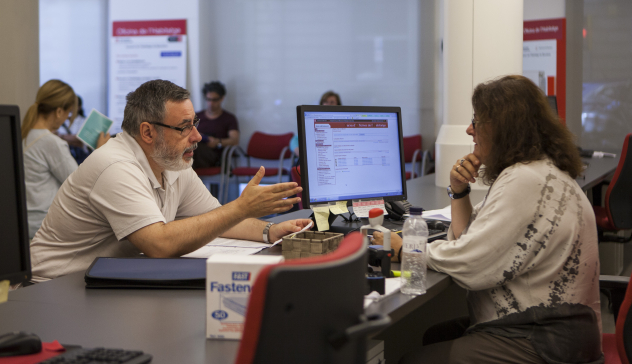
[
  {"x1": 235, "y1": 232, "x2": 390, "y2": 364},
  {"x1": 593, "y1": 133, "x2": 632, "y2": 242}
]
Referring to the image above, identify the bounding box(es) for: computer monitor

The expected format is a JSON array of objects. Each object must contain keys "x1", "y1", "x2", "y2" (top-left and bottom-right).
[
  {"x1": 0, "y1": 105, "x2": 31, "y2": 285},
  {"x1": 547, "y1": 95, "x2": 558, "y2": 116},
  {"x1": 296, "y1": 105, "x2": 407, "y2": 209}
]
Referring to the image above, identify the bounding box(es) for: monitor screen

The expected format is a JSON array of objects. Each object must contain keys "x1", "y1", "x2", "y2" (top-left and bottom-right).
[
  {"x1": 0, "y1": 105, "x2": 31, "y2": 285},
  {"x1": 296, "y1": 105, "x2": 407, "y2": 209}
]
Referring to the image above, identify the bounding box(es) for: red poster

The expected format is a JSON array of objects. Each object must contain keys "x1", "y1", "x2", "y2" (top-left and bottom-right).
[{"x1": 523, "y1": 18, "x2": 566, "y2": 122}]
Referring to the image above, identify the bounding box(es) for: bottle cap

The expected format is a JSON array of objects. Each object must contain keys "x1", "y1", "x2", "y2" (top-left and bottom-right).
[{"x1": 409, "y1": 207, "x2": 423, "y2": 215}]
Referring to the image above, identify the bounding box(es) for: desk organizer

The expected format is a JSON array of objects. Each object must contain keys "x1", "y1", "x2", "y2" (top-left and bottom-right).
[{"x1": 281, "y1": 231, "x2": 344, "y2": 260}]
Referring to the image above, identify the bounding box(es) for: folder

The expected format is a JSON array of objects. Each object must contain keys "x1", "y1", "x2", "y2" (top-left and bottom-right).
[{"x1": 84, "y1": 257, "x2": 206, "y2": 289}]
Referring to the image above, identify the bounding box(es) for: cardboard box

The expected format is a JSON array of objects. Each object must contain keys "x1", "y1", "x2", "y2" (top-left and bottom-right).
[{"x1": 206, "y1": 254, "x2": 284, "y2": 340}]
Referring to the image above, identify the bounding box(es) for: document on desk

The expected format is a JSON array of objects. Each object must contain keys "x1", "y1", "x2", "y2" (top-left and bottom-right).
[
  {"x1": 422, "y1": 205, "x2": 452, "y2": 221},
  {"x1": 364, "y1": 278, "x2": 402, "y2": 308},
  {"x1": 181, "y1": 222, "x2": 315, "y2": 258},
  {"x1": 182, "y1": 238, "x2": 269, "y2": 258}
]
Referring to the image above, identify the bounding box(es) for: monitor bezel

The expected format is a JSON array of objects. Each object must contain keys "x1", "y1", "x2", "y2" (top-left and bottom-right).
[
  {"x1": 0, "y1": 104, "x2": 32, "y2": 285},
  {"x1": 296, "y1": 105, "x2": 407, "y2": 210}
]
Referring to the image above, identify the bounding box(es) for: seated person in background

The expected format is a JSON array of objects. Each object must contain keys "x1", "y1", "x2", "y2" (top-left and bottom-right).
[
  {"x1": 376, "y1": 75, "x2": 602, "y2": 363},
  {"x1": 30, "y1": 79, "x2": 309, "y2": 283},
  {"x1": 56, "y1": 95, "x2": 91, "y2": 164},
  {"x1": 319, "y1": 90, "x2": 342, "y2": 106},
  {"x1": 290, "y1": 90, "x2": 342, "y2": 157},
  {"x1": 192, "y1": 81, "x2": 240, "y2": 168},
  {"x1": 22, "y1": 80, "x2": 109, "y2": 240}
]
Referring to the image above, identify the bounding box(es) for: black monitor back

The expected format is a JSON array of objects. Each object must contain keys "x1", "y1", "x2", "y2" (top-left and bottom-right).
[
  {"x1": 0, "y1": 105, "x2": 31, "y2": 285},
  {"x1": 547, "y1": 95, "x2": 558, "y2": 116}
]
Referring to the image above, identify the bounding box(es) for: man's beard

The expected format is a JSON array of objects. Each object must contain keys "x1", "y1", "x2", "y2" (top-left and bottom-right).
[{"x1": 151, "y1": 133, "x2": 197, "y2": 171}]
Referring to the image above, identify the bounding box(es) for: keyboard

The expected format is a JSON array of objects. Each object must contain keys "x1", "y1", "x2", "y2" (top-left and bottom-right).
[{"x1": 40, "y1": 347, "x2": 152, "y2": 364}]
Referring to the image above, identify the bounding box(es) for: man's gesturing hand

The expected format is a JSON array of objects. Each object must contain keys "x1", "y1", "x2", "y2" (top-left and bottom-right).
[{"x1": 237, "y1": 166, "x2": 302, "y2": 218}]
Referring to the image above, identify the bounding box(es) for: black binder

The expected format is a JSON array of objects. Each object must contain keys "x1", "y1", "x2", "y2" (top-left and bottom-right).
[{"x1": 85, "y1": 257, "x2": 206, "y2": 289}]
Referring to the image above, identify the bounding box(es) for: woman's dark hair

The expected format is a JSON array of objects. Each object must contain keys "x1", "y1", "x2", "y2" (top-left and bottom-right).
[
  {"x1": 319, "y1": 91, "x2": 342, "y2": 105},
  {"x1": 202, "y1": 81, "x2": 226, "y2": 97},
  {"x1": 76, "y1": 96, "x2": 85, "y2": 118},
  {"x1": 472, "y1": 75, "x2": 583, "y2": 184}
]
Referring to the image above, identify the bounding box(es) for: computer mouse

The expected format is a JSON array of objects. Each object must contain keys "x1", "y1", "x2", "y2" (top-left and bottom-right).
[{"x1": 0, "y1": 331, "x2": 42, "y2": 357}]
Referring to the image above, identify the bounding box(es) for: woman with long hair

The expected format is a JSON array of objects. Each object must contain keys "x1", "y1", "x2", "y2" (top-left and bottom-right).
[
  {"x1": 378, "y1": 76, "x2": 602, "y2": 363},
  {"x1": 22, "y1": 80, "x2": 108, "y2": 238}
]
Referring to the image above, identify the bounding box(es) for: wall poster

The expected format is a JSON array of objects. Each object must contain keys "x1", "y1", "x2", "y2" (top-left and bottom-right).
[
  {"x1": 523, "y1": 18, "x2": 566, "y2": 122},
  {"x1": 108, "y1": 19, "x2": 187, "y2": 133}
]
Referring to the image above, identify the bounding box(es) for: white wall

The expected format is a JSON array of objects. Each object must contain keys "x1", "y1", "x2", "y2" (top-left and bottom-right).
[
  {"x1": 39, "y1": 0, "x2": 107, "y2": 116},
  {"x1": 523, "y1": 0, "x2": 565, "y2": 21},
  {"x1": 39, "y1": 0, "x2": 425, "y2": 150},
  {"x1": 0, "y1": 0, "x2": 39, "y2": 118}
]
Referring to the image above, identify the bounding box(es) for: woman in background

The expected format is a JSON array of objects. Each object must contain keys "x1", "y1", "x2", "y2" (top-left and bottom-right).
[{"x1": 22, "y1": 80, "x2": 108, "y2": 238}]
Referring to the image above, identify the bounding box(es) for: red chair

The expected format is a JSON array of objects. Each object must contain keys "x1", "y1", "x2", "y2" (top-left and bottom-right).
[
  {"x1": 593, "y1": 133, "x2": 632, "y2": 242},
  {"x1": 601, "y1": 274, "x2": 632, "y2": 364},
  {"x1": 235, "y1": 232, "x2": 390, "y2": 364},
  {"x1": 194, "y1": 146, "x2": 233, "y2": 204},
  {"x1": 291, "y1": 166, "x2": 303, "y2": 210},
  {"x1": 224, "y1": 132, "x2": 294, "y2": 202},
  {"x1": 403, "y1": 135, "x2": 431, "y2": 179}
]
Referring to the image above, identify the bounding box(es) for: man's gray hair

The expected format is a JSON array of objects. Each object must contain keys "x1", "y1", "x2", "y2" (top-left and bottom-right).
[{"x1": 122, "y1": 79, "x2": 191, "y2": 137}]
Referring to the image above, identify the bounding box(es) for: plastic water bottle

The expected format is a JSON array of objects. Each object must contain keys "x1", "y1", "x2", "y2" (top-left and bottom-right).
[{"x1": 400, "y1": 207, "x2": 428, "y2": 295}]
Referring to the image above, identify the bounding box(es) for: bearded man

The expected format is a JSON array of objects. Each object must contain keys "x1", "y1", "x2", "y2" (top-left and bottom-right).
[{"x1": 30, "y1": 80, "x2": 308, "y2": 282}]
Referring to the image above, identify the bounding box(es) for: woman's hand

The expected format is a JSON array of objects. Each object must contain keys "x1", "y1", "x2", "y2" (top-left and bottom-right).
[
  {"x1": 449, "y1": 154, "x2": 481, "y2": 193},
  {"x1": 96, "y1": 132, "x2": 111, "y2": 149},
  {"x1": 372, "y1": 231, "x2": 403, "y2": 262}
]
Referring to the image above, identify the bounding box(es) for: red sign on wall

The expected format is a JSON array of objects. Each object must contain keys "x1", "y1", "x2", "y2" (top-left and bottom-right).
[{"x1": 523, "y1": 18, "x2": 566, "y2": 122}]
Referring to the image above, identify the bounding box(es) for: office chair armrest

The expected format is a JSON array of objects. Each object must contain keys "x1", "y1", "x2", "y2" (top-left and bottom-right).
[
  {"x1": 411, "y1": 149, "x2": 421, "y2": 178},
  {"x1": 600, "y1": 275, "x2": 629, "y2": 322},
  {"x1": 219, "y1": 145, "x2": 234, "y2": 174},
  {"x1": 227, "y1": 146, "x2": 248, "y2": 169},
  {"x1": 600, "y1": 275, "x2": 629, "y2": 290},
  {"x1": 421, "y1": 150, "x2": 433, "y2": 177},
  {"x1": 328, "y1": 313, "x2": 391, "y2": 350}
]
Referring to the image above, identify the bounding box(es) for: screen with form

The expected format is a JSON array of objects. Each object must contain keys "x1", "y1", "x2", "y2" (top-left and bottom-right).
[{"x1": 297, "y1": 106, "x2": 406, "y2": 209}]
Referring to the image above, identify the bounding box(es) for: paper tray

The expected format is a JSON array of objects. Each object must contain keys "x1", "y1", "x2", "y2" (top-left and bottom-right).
[{"x1": 84, "y1": 257, "x2": 206, "y2": 289}]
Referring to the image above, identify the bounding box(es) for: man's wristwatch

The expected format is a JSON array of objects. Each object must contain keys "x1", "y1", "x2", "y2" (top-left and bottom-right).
[
  {"x1": 447, "y1": 184, "x2": 471, "y2": 200},
  {"x1": 263, "y1": 222, "x2": 274, "y2": 243},
  {"x1": 217, "y1": 140, "x2": 222, "y2": 149}
]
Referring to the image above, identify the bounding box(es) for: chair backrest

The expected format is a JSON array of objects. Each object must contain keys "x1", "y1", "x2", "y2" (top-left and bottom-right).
[
  {"x1": 606, "y1": 134, "x2": 632, "y2": 229},
  {"x1": 235, "y1": 232, "x2": 367, "y2": 364},
  {"x1": 402, "y1": 134, "x2": 422, "y2": 163},
  {"x1": 246, "y1": 131, "x2": 294, "y2": 160}
]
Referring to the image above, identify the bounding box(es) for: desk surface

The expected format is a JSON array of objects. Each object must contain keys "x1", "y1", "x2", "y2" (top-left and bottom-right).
[{"x1": 1, "y1": 158, "x2": 617, "y2": 363}]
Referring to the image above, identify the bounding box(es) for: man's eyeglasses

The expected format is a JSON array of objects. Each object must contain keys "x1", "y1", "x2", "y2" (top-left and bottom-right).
[
  {"x1": 148, "y1": 116, "x2": 200, "y2": 137},
  {"x1": 205, "y1": 97, "x2": 222, "y2": 102}
]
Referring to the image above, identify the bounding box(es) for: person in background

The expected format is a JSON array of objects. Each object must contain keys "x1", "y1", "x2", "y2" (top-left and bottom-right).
[
  {"x1": 319, "y1": 90, "x2": 342, "y2": 106},
  {"x1": 375, "y1": 75, "x2": 602, "y2": 363},
  {"x1": 56, "y1": 95, "x2": 90, "y2": 164},
  {"x1": 22, "y1": 80, "x2": 109, "y2": 239},
  {"x1": 192, "y1": 81, "x2": 240, "y2": 169},
  {"x1": 290, "y1": 90, "x2": 342, "y2": 157}
]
